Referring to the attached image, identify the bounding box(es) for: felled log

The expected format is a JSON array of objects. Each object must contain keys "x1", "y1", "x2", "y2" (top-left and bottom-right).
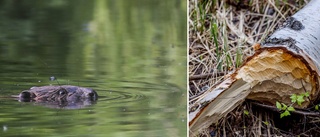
[{"x1": 189, "y1": 0, "x2": 320, "y2": 135}]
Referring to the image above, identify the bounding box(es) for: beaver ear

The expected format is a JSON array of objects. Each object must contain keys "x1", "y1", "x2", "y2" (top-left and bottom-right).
[{"x1": 30, "y1": 86, "x2": 38, "y2": 90}]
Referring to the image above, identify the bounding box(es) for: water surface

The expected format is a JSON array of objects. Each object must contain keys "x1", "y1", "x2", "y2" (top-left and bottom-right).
[{"x1": 0, "y1": 0, "x2": 187, "y2": 136}]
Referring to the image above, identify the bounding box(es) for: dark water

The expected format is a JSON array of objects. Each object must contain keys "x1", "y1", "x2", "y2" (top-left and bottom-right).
[{"x1": 0, "y1": 0, "x2": 187, "y2": 136}]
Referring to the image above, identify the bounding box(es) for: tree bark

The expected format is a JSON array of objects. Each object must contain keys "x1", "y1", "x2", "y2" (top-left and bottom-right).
[{"x1": 189, "y1": 0, "x2": 320, "y2": 135}]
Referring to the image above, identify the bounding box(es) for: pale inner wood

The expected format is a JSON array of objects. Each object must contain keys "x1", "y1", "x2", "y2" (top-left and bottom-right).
[{"x1": 236, "y1": 49, "x2": 315, "y2": 108}]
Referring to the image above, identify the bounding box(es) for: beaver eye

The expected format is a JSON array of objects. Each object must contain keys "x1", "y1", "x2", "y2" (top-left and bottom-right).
[{"x1": 59, "y1": 90, "x2": 67, "y2": 95}]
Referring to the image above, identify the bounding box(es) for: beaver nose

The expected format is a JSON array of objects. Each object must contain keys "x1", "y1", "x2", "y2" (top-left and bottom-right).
[
  {"x1": 19, "y1": 91, "x2": 34, "y2": 102},
  {"x1": 88, "y1": 92, "x2": 94, "y2": 97},
  {"x1": 20, "y1": 91, "x2": 31, "y2": 99},
  {"x1": 87, "y1": 90, "x2": 97, "y2": 100}
]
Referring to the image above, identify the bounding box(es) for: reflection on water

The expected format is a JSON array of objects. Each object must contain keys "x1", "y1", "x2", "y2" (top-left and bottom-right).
[
  {"x1": 0, "y1": 0, "x2": 186, "y2": 136},
  {"x1": 1, "y1": 80, "x2": 184, "y2": 137}
]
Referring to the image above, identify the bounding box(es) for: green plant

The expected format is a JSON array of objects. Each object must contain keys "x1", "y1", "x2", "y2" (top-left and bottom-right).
[
  {"x1": 235, "y1": 46, "x2": 242, "y2": 68},
  {"x1": 276, "y1": 92, "x2": 309, "y2": 118},
  {"x1": 276, "y1": 101, "x2": 295, "y2": 118},
  {"x1": 211, "y1": 22, "x2": 221, "y2": 68},
  {"x1": 290, "y1": 92, "x2": 309, "y2": 106},
  {"x1": 262, "y1": 121, "x2": 269, "y2": 126},
  {"x1": 243, "y1": 110, "x2": 249, "y2": 116}
]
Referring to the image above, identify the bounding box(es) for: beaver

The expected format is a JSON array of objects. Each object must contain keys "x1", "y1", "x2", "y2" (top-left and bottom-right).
[{"x1": 18, "y1": 85, "x2": 98, "y2": 109}]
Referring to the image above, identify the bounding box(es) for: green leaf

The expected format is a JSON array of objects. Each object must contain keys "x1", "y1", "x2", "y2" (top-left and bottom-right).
[
  {"x1": 304, "y1": 92, "x2": 310, "y2": 97},
  {"x1": 263, "y1": 121, "x2": 269, "y2": 125},
  {"x1": 243, "y1": 110, "x2": 249, "y2": 116},
  {"x1": 281, "y1": 103, "x2": 288, "y2": 110},
  {"x1": 315, "y1": 105, "x2": 319, "y2": 110},
  {"x1": 280, "y1": 110, "x2": 291, "y2": 118},
  {"x1": 287, "y1": 106, "x2": 295, "y2": 112},
  {"x1": 283, "y1": 110, "x2": 291, "y2": 116},
  {"x1": 297, "y1": 95, "x2": 305, "y2": 106},
  {"x1": 276, "y1": 101, "x2": 282, "y2": 110},
  {"x1": 280, "y1": 113, "x2": 284, "y2": 118},
  {"x1": 290, "y1": 94, "x2": 297, "y2": 103}
]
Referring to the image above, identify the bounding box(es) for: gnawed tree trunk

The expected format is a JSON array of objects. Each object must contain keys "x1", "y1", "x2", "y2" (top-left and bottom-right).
[{"x1": 189, "y1": 0, "x2": 320, "y2": 135}]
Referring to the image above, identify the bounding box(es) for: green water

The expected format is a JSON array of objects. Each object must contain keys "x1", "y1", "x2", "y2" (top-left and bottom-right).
[{"x1": 0, "y1": 0, "x2": 187, "y2": 136}]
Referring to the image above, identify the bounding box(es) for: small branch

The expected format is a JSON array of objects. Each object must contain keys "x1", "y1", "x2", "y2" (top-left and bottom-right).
[
  {"x1": 189, "y1": 72, "x2": 225, "y2": 80},
  {"x1": 251, "y1": 101, "x2": 320, "y2": 116}
]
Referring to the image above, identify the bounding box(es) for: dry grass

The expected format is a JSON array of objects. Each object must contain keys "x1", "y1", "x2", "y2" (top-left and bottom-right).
[{"x1": 188, "y1": 0, "x2": 311, "y2": 136}]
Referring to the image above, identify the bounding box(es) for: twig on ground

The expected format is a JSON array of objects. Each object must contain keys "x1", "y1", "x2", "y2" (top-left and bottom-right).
[{"x1": 251, "y1": 101, "x2": 320, "y2": 116}]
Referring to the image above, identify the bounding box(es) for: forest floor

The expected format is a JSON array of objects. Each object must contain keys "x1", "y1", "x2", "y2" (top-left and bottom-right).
[{"x1": 187, "y1": 0, "x2": 320, "y2": 136}]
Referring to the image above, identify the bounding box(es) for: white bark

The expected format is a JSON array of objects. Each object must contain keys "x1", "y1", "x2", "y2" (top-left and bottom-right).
[{"x1": 264, "y1": 0, "x2": 320, "y2": 74}]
